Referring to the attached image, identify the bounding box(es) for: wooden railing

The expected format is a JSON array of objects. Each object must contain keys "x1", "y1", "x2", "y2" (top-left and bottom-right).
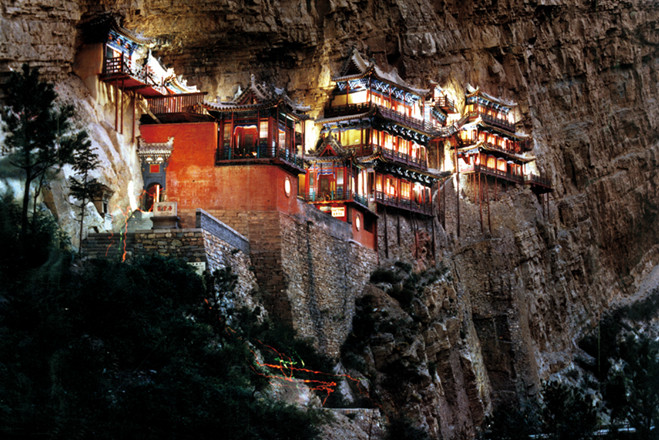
[
  {"x1": 436, "y1": 95, "x2": 455, "y2": 111},
  {"x1": 103, "y1": 56, "x2": 130, "y2": 76},
  {"x1": 467, "y1": 111, "x2": 515, "y2": 132},
  {"x1": 470, "y1": 164, "x2": 525, "y2": 184},
  {"x1": 346, "y1": 143, "x2": 427, "y2": 171},
  {"x1": 483, "y1": 142, "x2": 522, "y2": 156},
  {"x1": 374, "y1": 191, "x2": 432, "y2": 215},
  {"x1": 323, "y1": 103, "x2": 372, "y2": 118},
  {"x1": 304, "y1": 190, "x2": 369, "y2": 208},
  {"x1": 525, "y1": 173, "x2": 551, "y2": 188},
  {"x1": 215, "y1": 146, "x2": 304, "y2": 169},
  {"x1": 376, "y1": 105, "x2": 433, "y2": 133},
  {"x1": 146, "y1": 93, "x2": 207, "y2": 115},
  {"x1": 380, "y1": 147, "x2": 427, "y2": 170},
  {"x1": 323, "y1": 102, "x2": 434, "y2": 134}
]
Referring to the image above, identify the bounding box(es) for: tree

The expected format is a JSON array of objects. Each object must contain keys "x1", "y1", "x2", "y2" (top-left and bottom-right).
[
  {"x1": 1, "y1": 64, "x2": 77, "y2": 243},
  {"x1": 478, "y1": 401, "x2": 541, "y2": 440},
  {"x1": 605, "y1": 333, "x2": 659, "y2": 440},
  {"x1": 541, "y1": 381, "x2": 599, "y2": 440},
  {"x1": 68, "y1": 132, "x2": 104, "y2": 257}
]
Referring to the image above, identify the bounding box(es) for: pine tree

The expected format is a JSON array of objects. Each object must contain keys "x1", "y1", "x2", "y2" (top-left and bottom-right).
[
  {"x1": 1, "y1": 64, "x2": 77, "y2": 244},
  {"x1": 68, "y1": 132, "x2": 104, "y2": 257}
]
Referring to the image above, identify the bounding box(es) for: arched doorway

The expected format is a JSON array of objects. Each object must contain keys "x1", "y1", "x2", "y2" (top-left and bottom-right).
[{"x1": 144, "y1": 183, "x2": 162, "y2": 212}]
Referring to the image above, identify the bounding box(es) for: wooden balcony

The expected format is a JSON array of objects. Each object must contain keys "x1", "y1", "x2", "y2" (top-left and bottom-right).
[
  {"x1": 380, "y1": 147, "x2": 427, "y2": 170},
  {"x1": 323, "y1": 103, "x2": 433, "y2": 134},
  {"x1": 303, "y1": 189, "x2": 368, "y2": 208},
  {"x1": 101, "y1": 55, "x2": 163, "y2": 97},
  {"x1": 467, "y1": 111, "x2": 516, "y2": 132},
  {"x1": 463, "y1": 164, "x2": 525, "y2": 184},
  {"x1": 145, "y1": 93, "x2": 207, "y2": 115},
  {"x1": 215, "y1": 146, "x2": 305, "y2": 172},
  {"x1": 374, "y1": 190, "x2": 433, "y2": 216},
  {"x1": 436, "y1": 95, "x2": 455, "y2": 112},
  {"x1": 376, "y1": 105, "x2": 433, "y2": 134},
  {"x1": 323, "y1": 103, "x2": 372, "y2": 118},
  {"x1": 525, "y1": 173, "x2": 552, "y2": 190},
  {"x1": 349, "y1": 144, "x2": 428, "y2": 171}
]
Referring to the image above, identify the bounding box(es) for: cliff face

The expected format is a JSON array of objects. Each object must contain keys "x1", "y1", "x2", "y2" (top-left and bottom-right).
[{"x1": 1, "y1": 0, "x2": 658, "y2": 438}]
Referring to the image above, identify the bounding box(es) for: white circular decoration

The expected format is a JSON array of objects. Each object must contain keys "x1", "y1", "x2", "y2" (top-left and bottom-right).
[{"x1": 284, "y1": 177, "x2": 291, "y2": 197}]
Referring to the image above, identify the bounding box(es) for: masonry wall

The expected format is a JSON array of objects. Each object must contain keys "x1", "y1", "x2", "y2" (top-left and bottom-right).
[
  {"x1": 376, "y1": 207, "x2": 438, "y2": 266},
  {"x1": 140, "y1": 122, "x2": 301, "y2": 228},
  {"x1": 83, "y1": 226, "x2": 258, "y2": 300},
  {"x1": 280, "y1": 203, "x2": 378, "y2": 358}
]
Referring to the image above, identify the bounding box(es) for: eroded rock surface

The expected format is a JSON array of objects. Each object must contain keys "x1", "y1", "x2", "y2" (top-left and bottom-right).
[{"x1": 1, "y1": 0, "x2": 657, "y2": 437}]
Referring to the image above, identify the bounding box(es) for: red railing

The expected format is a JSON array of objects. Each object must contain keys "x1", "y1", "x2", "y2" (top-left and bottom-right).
[
  {"x1": 146, "y1": 93, "x2": 207, "y2": 115},
  {"x1": 376, "y1": 105, "x2": 433, "y2": 134},
  {"x1": 436, "y1": 95, "x2": 455, "y2": 111},
  {"x1": 525, "y1": 173, "x2": 551, "y2": 188},
  {"x1": 374, "y1": 191, "x2": 432, "y2": 215},
  {"x1": 467, "y1": 111, "x2": 515, "y2": 132},
  {"x1": 103, "y1": 56, "x2": 130, "y2": 76},
  {"x1": 469, "y1": 164, "x2": 524, "y2": 184},
  {"x1": 323, "y1": 103, "x2": 372, "y2": 118},
  {"x1": 347, "y1": 143, "x2": 427, "y2": 171},
  {"x1": 303, "y1": 189, "x2": 368, "y2": 207},
  {"x1": 323, "y1": 102, "x2": 434, "y2": 134},
  {"x1": 380, "y1": 147, "x2": 427, "y2": 170}
]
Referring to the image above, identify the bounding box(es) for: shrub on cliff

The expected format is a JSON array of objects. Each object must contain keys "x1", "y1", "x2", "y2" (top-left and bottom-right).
[
  {"x1": 0, "y1": 64, "x2": 84, "y2": 245},
  {"x1": 0, "y1": 214, "x2": 325, "y2": 439}
]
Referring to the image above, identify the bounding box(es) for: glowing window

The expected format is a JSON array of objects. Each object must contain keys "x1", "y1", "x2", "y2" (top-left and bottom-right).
[
  {"x1": 149, "y1": 164, "x2": 160, "y2": 174},
  {"x1": 284, "y1": 178, "x2": 291, "y2": 197}
]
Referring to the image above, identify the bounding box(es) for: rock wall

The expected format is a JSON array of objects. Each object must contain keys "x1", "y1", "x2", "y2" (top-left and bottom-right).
[
  {"x1": 2, "y1": 0, "x2": 658, "y2": 437},
  {"x1": 282, "y1": 203, "x2": 378, "y2": 357}
]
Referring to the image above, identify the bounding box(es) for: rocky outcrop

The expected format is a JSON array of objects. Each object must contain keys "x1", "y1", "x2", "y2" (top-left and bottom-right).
[{"x1": 1, "y1": 0, "x2": 657, "y2": 438}]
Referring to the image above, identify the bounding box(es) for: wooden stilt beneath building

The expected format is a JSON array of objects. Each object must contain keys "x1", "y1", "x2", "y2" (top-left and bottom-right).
[
  {"x1": 119, "y1": 79, "x2": 124, "y2": 135},
  {"x1": 486, "y1": 175, "x2": 491, "y2": 234},
  {"x1": 478, "y1": 172, "x2": 483, "y2": 234},
  {"x1": 455, "y1": 148, "x2": 460, "y2": 238}
]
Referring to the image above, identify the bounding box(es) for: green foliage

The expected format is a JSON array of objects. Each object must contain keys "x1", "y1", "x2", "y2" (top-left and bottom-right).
[
  {"x1": 68, "y1": 130, "x2": 104, "y2": 255},
  {"x1": 605, "y1": 333, "x2": 659, "y2": 440},
  {"x1": 385, "y1": 417, "x2": 431, "y2": 440},
  {"x1": 541, "y1": 381, "x2": 599, "y2": 440},
  {"x1": 478, "y1": 401, "x2": 541, "y2": 440},
  {"x1": 0, "y1": 211, "x2": 325, "y2": 439},
  {"x1": 1, "y1": 64, "x2": 79, "y2": 241},
  {"x1": 0, "y1": 193, "x2": 67, "y2": 278}
]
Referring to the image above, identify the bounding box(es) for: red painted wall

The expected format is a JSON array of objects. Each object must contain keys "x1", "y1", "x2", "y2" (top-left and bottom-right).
[
  {"x1": 140, "y1": 122, "x2": 301, "y2": 228},
  {"x1": 351, "y1": 208, "x2": 376, "y2": 250}
]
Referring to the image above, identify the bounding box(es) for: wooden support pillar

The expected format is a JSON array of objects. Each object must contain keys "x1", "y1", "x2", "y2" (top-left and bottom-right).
[
  {"x1": 494, "y1": 176, "x2": 498, "y2": 201},
  {"x1": 230, "y1": 112, "x2": 234, "y2": 159},
  {"x1": 114, "y1": 81, "x2": 119, "y2": 132},
  {"x1": 478, "y1": 172, "x2": 484, "y2": 234},
  {"x1": 397, "y1": 209, "x2": 401, "y2": 245},
  {"x1": 383, "y1": 206, "x2": 389, "y2": 259},
  {"x1": 120, "y1": 79, "x2": 124, "y2": 135},
  {"x1": 275, "y1": 105, "x2": 279, "y2": 153},
  {"x1": 455, "y1": 148, "x2": 460, "y2": 238},
  {"x1": 256, "y1": 109, "x2": 260, "y2": 158},
  {"x1": 486, "y1": 175, "x2": 491, "y2": 234},
  {"x1": 442, "y1": 180, "x2": 446, "y2": 229},
  {"x1": 131, "y1": 92, "x2": 136, "y2": 144}
]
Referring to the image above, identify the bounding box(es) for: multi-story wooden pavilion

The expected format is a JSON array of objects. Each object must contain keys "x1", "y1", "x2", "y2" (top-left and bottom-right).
[{"x1": 307, "y1": 49, "x2": 446, "y2": 258}]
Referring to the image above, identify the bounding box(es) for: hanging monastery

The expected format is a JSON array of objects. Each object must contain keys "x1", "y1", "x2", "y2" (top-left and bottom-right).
[{"x1": 78, "y1": 17, "x2": 551, "y2": 349}]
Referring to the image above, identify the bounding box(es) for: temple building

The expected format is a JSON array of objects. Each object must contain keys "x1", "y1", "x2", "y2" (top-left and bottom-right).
[
  {"x1": 307, "y1": 49, "x2": 445, "y2": 259},
  {"x1": 75, "y1": 15, "x2": 203, "y2": 143},
  {"x1": 448, "y1": 85, "x2": 552, "y2": 232}
]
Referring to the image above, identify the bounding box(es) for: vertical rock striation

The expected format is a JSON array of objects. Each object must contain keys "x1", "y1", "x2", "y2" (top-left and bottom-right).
[{"x1": 1, "y1": 0, "x2": 657, "y2": 437}]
